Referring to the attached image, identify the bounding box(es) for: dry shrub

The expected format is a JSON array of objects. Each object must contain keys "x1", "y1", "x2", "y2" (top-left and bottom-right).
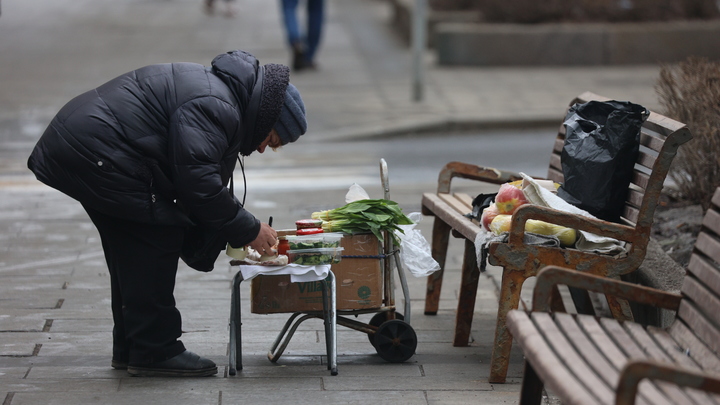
[{"x1": 656, "y1": 57, "x2": 720, "y2": 210}]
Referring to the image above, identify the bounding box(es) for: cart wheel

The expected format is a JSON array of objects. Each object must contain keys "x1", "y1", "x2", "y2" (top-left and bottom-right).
[
  {"x1": 373, "y1": 319, "x2": 417, "y2": 363},
  {"x1": 367, "y1": 312, "x2": 404, "y2": 347}
]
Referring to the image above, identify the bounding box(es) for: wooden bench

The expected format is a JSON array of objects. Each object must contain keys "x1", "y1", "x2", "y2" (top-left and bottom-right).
[
  {"x1": 420, "y1": 91, "x2": 693, "y2": 383},
  {"x1": 506, "y1": 187, "x2": 720, "y2": 405}
]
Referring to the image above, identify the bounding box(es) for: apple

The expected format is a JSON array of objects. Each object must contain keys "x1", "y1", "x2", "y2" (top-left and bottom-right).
[
  {"x1": 480, "y1": 203, "x2": 500, "y2": 231},
  {"x1": 495, "y1": 183, "x2": 529, "y2": 214}
]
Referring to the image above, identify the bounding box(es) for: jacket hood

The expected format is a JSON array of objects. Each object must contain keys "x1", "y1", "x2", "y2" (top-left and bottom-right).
[{"x1": 211, "y1": 50, "x2": 289, "y2": 156}]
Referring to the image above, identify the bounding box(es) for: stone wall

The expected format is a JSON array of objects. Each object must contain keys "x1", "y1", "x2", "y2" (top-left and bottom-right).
[{"x1": 389, "y1": 0, "x2": 720, "y2": 66}]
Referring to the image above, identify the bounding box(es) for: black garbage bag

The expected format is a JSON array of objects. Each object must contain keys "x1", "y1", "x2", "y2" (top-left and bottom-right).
[{"x1": 557, "y1": 100, "x2": 649, "y2": 223}]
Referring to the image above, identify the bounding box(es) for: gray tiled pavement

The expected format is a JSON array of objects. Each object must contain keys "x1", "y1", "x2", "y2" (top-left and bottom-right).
[{"x1": 0, "y1": 0, "x2": 664, "y2": 404}]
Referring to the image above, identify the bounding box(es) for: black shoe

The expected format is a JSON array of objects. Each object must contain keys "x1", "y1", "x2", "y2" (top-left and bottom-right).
[
  {"x1": 292, "y1": 43, "x2": 307, "y2": 71},
  {"x1": 127, "y1": 351, "x2": 217, "y2": 377},
  {"x1": 112, "y1": 350, "x2": 129, "y2": 370},
  {"x1": 111, "y1": 359, "x2": 128, "y2": 370}
]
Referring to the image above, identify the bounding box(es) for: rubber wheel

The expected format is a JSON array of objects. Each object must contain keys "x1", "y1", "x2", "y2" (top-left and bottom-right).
[
  {"x1": 373, "y1": 319, "x2": 417, "y2": 363},
  {"x1": 367, "y1": 312, "x2": 404, "y2": 347}
]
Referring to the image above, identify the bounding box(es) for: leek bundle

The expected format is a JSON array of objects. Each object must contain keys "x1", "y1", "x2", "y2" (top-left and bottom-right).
[{"x1": 311, "y1": 199, "x2": 413, "y2": 244}]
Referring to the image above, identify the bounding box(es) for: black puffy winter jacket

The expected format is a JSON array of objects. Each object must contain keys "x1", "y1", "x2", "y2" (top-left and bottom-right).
[{"x1": 27, "y1": 50, "x2": 289, "y2": 249}]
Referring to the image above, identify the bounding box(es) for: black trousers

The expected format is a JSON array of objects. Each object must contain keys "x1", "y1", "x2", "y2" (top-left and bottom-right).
[{"x1": 84, "y1": 206, "x2": 186, "y2": 365}]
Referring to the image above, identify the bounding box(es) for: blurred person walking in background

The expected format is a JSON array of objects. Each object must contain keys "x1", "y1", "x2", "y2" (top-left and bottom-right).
[
  {"x1": 280, "y1": 0, "x2": 325, "y2": 71},
  {"x1": 27, "y1": 50, "x2": 308, "y2": 377}
]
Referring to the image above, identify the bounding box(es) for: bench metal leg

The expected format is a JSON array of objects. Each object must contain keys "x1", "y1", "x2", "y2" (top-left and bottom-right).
[
  {"x1": 489, "y1": 269, "x2": 526, "y2": 383},
  {"x1": 228, "y1": 271, "x2": 244, "y2": 376},
  {"x1": 519, "y1": 361, "x2": 544, "y2": 405},
  {"x1": 424, "y1": 218, "x2": 451, "y2": 315},
  {"x1": 453, "y1": 238, "x2": 480, "y2": 347}
]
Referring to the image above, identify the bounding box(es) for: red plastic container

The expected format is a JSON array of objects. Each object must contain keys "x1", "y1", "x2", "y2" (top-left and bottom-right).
[
  {"x1": 296, "y1": 227, "x2": 323, "y2": 235},
  {"x1": 277, "y1": 237, "x2": 290, "y2": 256},
  {"x1": 295, "y1": 219, "x2": 323, "y2": 229}
]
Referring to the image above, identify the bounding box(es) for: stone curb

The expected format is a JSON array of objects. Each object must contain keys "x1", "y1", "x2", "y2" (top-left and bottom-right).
[{"x1": 310, "y1": 117, "x2": 561, "y2": 143}]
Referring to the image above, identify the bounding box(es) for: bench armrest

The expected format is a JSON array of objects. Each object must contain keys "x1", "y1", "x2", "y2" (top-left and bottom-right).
[
  {"x1": 616, "y1": 360, "x2": 720, "y2": 405},
  {"x1": 532, "y1": 266, "x2": 682, "y2": 313},
  {"x1": 506, "y1": 204, "x2": 637, "y2": 246},
  {"x1": 436, "y1": 161, "x2": 525, "y2": 193}
]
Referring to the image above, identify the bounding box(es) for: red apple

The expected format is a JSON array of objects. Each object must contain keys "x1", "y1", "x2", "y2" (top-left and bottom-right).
[
  {"x1": 480, "y1": 203, "x2": 499, "y2": 231},
  {"x1": 495, "y1": 183, "x2": 529, "y2": 214}
]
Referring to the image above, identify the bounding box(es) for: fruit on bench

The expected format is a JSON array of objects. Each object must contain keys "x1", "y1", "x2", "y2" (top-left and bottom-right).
[
  {"x1": 489, "y1": 214, "x2": 512, "y2": 234},
  {"x1": 495, "y1": 183, "x2": 529, "y2": 214},
  {"x1": 489, "y1": 215, "x2": 577, "y2": 247},
  {"x1": 481, "y1": 203, "x2": 500, "y2": 231}
]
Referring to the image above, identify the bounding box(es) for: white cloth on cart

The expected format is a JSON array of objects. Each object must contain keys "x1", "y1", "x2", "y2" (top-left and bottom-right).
[{"x1": 238, "y1": 264, "x2": 331, "y2": 283}]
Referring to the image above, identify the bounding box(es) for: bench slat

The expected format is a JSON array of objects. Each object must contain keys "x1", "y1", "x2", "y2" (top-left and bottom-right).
[
  {"x1": 548, "y1": 153, "x2": 562, "y2": 175},
  {"x1": 644, "y1": 113, "x2": 687, "y2": 137},
  {"x1": 553, "y1": 313, "x2": 640, "y2": 401},
  {"x1": 647, "y1": 326, "x2": 720, "y2": 405},
  {"x1": 624, "y1": 322, "x2": 709, "y2": 404},
  {"x1": 438, "y1": 193, "x2": 472, "y2": 215},
  {"x1": 631, "y1": 170, "x2": 650, "y2": 191},
  {"x1": 626, "y1": 188, "x2": 644, "y2": 209},
  {"x1": 640, "y1": 130, "x2": 666, "y2": 152},
  {"x1": 687, "y1": 254, "x2": 720, "y2": 303},
  {"x1": 622, "y1": 205, "x2": 640, "y2": 225},
  {"x1": 647, "y1": 326, "x2": 703, "y2": 368},
  {"x1": 636, "y1": 149, "x2": 657, "y2": 170},
  {"x1": 677, "y1": 301, "x2": 720, "y2": 357},
  {"x1": 575, "y1": 315, "x2": 672, "y2": 404},
  {"x1": 422, "y1": 193, "x2": 479, "y2": 241},
  {"x1": 453, "y1": 192, "x2": 474, "y2": 208},
  {"x1": 681, "y1": 276, "x2": 720, "y2": 331},
  {"x1": 693, "y1": 232, "x2": 720, "y2": 284},
  {"x1": 532, "y1": 313, "x2": 617, "y2": 404},
  {"x1": 702, "y1": 209, "x2": 720, "y2": 242},
  {"x1": 669, "y1": 321, "x2": 720, "y2": 374},
  {"x1": 600, "y1": 318, "x2": 688, "y2": 404},
  {"x1": 506, "y1": 311, "x2": 603, "y2": 405},
  {"x1": 547, "y1": 167, "x2": 563, "y2": 183}
]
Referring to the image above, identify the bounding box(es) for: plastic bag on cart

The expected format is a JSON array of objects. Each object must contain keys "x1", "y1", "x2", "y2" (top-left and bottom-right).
[
  {"x1": 396, "y1": 212, "x2": 441, "y2": 277},
  {"x1": 345, "y1": 183, "x2": 370, "y2": 203}
]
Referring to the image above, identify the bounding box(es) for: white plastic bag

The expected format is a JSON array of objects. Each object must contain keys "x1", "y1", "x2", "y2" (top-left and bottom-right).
[
  {"x1": 345, "y1": 183, "x2": 370, "y2": 203},
  {"x1": 396, "y1": 212, "x2": 441, "y2": 277}
]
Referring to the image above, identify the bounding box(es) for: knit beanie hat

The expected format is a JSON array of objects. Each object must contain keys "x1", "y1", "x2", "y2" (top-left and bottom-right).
[{"x1": 274, "y1": 83, "x2": 307, "y2": 145}]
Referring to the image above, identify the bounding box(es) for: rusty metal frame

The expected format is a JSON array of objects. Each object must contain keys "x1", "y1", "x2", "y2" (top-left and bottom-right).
[
  {"x1": 436, "y1": 161, "x2": 523, "y2": 194},
  {"x1": 616, "y1": 360, "x2": 720, "y2": 405},
  {"x1": 531, "y1": 266, "x2": 682, "y2": 313}
]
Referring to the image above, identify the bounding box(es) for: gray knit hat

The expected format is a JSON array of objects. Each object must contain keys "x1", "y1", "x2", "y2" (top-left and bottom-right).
[{"x1": 274, "y1": 83, "x2": 307, "y2": 145}]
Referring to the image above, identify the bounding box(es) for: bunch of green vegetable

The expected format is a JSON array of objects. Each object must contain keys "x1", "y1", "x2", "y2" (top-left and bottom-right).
[{"x1": 311, "y1": 199, "x2": 414, "y2": 244}]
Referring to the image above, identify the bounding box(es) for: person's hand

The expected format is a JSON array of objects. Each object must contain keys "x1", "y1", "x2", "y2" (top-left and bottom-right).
[{"x1": 248, "y1": 222, "x2": 277, "y2": 255}]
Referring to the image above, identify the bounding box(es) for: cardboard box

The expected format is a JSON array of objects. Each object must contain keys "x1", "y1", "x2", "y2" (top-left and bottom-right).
[{"x1": 250, "y1": 234, "x2": 383, "y2": 314}]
